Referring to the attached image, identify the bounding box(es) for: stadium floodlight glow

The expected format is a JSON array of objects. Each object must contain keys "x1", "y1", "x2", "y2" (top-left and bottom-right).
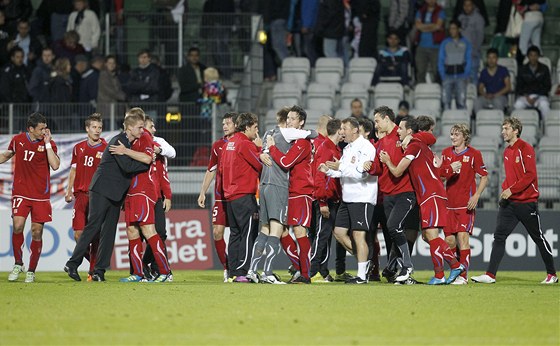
[
  {"x1": 166, "y1": 112, "x2": 181, "y2": 123},
  {"x1": 258, "y1": 30, "x2": 267, "y2": 45}
]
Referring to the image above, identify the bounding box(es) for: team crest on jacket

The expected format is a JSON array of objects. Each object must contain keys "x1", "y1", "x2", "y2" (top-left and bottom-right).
[
  {"x1": 463, "y1": 156, "x2": 470, "y2": 162},
  {"x1": 351, "y1": 156, "x2": 356, "y2": 164},
  {"x1": 515, "y1": 156, "x2": 520, "y2": 163},
  {"x1": 37, "y1": 146, "x2": 45, "y2": 152},
  {"x1": 96, "y1": 151, "x2": 103, "y2": 159},
  {"x1": 226, "y1": 142, "x2": 235, "y2": 151}
]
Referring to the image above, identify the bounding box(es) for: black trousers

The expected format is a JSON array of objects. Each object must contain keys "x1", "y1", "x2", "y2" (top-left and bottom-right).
[
  {"x1": 309, "y1": 200, "x2": 339, "y2": 277},
  {"x1": 66, "y1": 190, "x2": 123, "y2": 274},
  {"x1": 367, "y1": 203, "x2": 388, "y2": 261},
  {"x1": 226, "y1": 194, "x2": 259, "y2": 277},
  {"x1": 487, "y1": 201, "x2": 556, "y2": 275}
]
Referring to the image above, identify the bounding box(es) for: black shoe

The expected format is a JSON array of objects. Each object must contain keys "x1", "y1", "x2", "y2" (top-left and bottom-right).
[
  {"x1": 395, "y1": 266, "x2": 413, "y2": 282},
  {"x1": 64, "y1": 265, "x2": 81, "y2": 282},
  {"x1": 382, "y1": 267, "x2": 397, "y2": 283},
  {"x1": 290, "y1": 276, "x2": 311, "y2": 284},
  {"x1": 345, "y1": 276, "x2": 368, "y2": 284},
  {"x1": 91, "y1": 272, "x2": 106, "y2": 282}
]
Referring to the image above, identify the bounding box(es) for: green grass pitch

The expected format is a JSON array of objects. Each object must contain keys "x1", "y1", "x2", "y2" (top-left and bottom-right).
[{"x1": 0, "y1": 270, "x2": 558, "y2": 345}]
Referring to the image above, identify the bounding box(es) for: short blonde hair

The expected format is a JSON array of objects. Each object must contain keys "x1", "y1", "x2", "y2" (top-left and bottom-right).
[
  {"x1": 124, "y1": 107, "x2": 146, "y2": 121},
  {"x1": 204, "y1": 67, "x2": 219, "y2": 82},
  {"x1": 450, "y1": 123, "x2": 471, "y2": 145}
]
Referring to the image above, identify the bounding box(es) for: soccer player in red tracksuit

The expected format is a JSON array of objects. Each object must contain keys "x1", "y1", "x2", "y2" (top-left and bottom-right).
[
  {"x1": 267, "y1": 105, "x2": 314, "y2": 284},
  {"x1": 370, "y1": 106, "x2": 417, "y2": 283},
  {"x1": 109, "y1": 111, "x2": 171, "y2": 282},
  {"x1": 1, "y1": 113, "x2": 60, "y2": 283},
  {"x1": 439, "y1": 123, "x2": 488, "y2": 285},
  {"x1": 380, "y1": 116, "x2": 465, "y2": 285},
  {"x1": 472, "y1": 117, "x2": 558, "y2": 284},
  {"x1": 310, "y1": 118, "x2": 343, "y2": 282},
  {"x1": 65, "y1": 113, "x2": 107, "y2": 282},
  {"x1": 198, "y1": 112, "x2": 237, "y2": 282},
  {"x1": 220, "y1": 112, "x2": 262, "y2": 282}
]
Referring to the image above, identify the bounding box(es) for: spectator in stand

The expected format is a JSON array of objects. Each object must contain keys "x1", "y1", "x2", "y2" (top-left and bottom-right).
[
  {"x1": 127, "y1": 49, "x2": 161, "y2": 103},
  {"x1": 474, "y1": 48, "x2": 511, "y2": 114},
  {"x1": 66, "y1": 0, "x2": 100, "y2": 53},
  {"x1": 0, "y1": 0, "x2": 32, "y2": 35},
  {"x1": 151, "y1": 54, "x2": 172, "y2": 102},
  {"x1": 178, "y1": 47, "x2": 207, "y2": 103},
  {"x1": 28, "y1": 47, "x2": 55, "y2": 102},
  {"x1": 350, "y1": 98, "x2": 367, "y2": 119},
  {"x1": 438, "y1": 20, "x2": 472, "y2": 110},
  {"x1": 457, "y1": 0, "x2": 485, "y2": 85},
  {"x1": 6, "y1": 19, "x2": 42, "y2": 68},
  {"x1": 0, "y1": 11, "x2": 10, "y2": 66},
  {"x1": 0, "y1": 46, "x2": 30, "y2": 102},
  {"x1": 264, "y1": 1, "x2": 291, "y2": 63},
  {"x1": 47, "y1": 57, "x2": 72, "y2": 103},
  {"x1": 78, "y1": 54, "x2": 102, "y2": 105},
  {"x1": 35, "y1": 0, "x2": 74, "y2": 43},
  {"x1": 372, "y1": 30, "x2": 411, "y2": 86},
  {"x1": 453, "y1": 0, "x2": 489, "y2": 26},
  {"x1": 387, "y1": 0, "x2": 412, "y2": 44},
  {"x1": 199, "y1": 67, "x2": 226, "y2": 119},
  {"x1": 71, "y1": 53, "x2": 88, "y2": 102},
  {"x1": 513, "y1": 45, "x2": 551, "y2": 119},
  {"x1": 201, "y1": 0, "x2": 234, "y2": 79},
  {"x1": 315, "y1": 0, "x2": 344, "y2": 59},
  {"x1": 52, "y1": 30, "x2": 86, "y2": 65},
  {"x1": 353, "y1": 0, "x2": 380, "y2": 58},
  {"x1": 97, "y1": 54, "x2": 126, "y2": 118},
  {"x1": 518, "y1": 0, "x2": 546, "y2": 59},
  {"x1": 395, "y1": 100, "x2": 410, "y2": 124},
  {"x1": 415, "y1": 0, "x2": 446, "y2": 83},
  {"x1": 300, "y1": 0, "x2": 318, "y2": 66}
]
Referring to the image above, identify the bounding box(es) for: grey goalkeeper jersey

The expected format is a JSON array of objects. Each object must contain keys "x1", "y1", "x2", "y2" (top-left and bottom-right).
[{"x1": 260, "y1": 126, "x2": 290, "y2": 189}]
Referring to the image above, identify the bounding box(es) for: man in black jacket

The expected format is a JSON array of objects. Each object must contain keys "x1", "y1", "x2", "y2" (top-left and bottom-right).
[
  {"x1": 65, "y1": 108, "x2": 150, "y2": 282},
  {"x1": 27, "y1": 47, "x2": 54, "y2": 102},
  {"x1": 513, "y1": 45, "x2": 551, "y2": 119},
  {"x1": 177, "y1": 47, "x2": 206, "y2": 103},
  {"x1": 0, "y1": 46, "x2": 30, "y2": 102},
  {"x1": 353, "y1": 0, "x2": 380, "y2": 59},
  {"x1": 127, "y1": 49, "x2": 161, "y2": 103}
]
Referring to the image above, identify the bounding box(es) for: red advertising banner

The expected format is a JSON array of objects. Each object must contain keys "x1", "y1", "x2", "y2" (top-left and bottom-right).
[{"x1": 111, "y1": 209, "x2": 213, "y2": 270}]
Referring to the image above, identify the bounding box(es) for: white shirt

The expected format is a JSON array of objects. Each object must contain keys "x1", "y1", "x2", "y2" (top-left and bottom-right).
[
  {"x1": 327, "y1": 136, "x2": 377, "y2": 204},
  {"x1": 154, "y1": 136, "x2": 176, "y2": 159}
]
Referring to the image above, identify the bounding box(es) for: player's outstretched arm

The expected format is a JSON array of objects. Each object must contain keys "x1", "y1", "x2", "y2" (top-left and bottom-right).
[
  {"x1": 65, "y1": 167, "x2": 76, "y2": 203},
  {"x1": 0, "y1": 150, "x2": 14, "y2": 164},
  {"x1": 198, "y1": 170, "x2": 216, "y2": 208}
]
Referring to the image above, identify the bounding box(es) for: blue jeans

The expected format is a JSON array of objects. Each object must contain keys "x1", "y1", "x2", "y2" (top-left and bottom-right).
[
  {"x1": 323, "y1": 38, "x2": 343, "y2": 59},
  {"x1": 442, "y1": 76, "x2": 468, "y2": 110},
  {"x1": 470, "y1": 53, "x2": 480, "y2": 86},
  {"x1": 270, "y1": 19, "x2": 290, "y2": 61}
]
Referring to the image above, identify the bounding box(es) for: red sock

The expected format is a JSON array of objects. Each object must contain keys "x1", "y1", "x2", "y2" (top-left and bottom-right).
[
  {"x1": 214, "y1": 239, "x2": 228, "y2": 269},
  {"x1": 295, "y1": 236, "x2": 311, "y2": 279},
  {"x1": 435, "y1": 238, "x2": 460, "y2": 269},
  {"x1": 147, "y1": 234, "x2": 170, "y2": 275},
  {"x1": 12, "y1": 232, "x2": 24, "y2": 265},
  {"x1": 372, "y1": 238, "x2": 380, "y2": 275},
  {"x1": 485, "y1": 272, "x2": 496, "y2": 279},
  {"x1": 88, "y1": 239, "x2": 99, "y2": 274},
  {"x1": 129, "y1": 238, "x2": 144, "y2": 276},
  {"x1": 28, "y1": 240, "x2": 42, "y2": 272},
  {"x1": 281, "y1": 235, "x2": 300, "y2": 271},
  {"x1": 429, "y1": 238, "x2": 446, "y2": 279},
  {"x1": 460, "y1": 249, "x2": 470, "y2": 279}
]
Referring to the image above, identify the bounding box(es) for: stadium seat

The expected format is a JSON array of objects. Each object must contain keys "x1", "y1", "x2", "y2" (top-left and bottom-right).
[
  {"x1": 466, "y1": 83, "x2": 477, "y2": 114},
  {"x1": 340, "y1": 82, "x2": 369, "y2": 113},
  {"x1": 414, "y1": 83, "x2": 442, "y2": 114},
  {"x1": 306, "y1": 82, "x2": 336, "y2": 114},
  {"x1": 264, "y1": 109, "x2": 278, "y2": 130},
  {"x1": 538, "y1": 136, "x2": 560, "y2": 166},
  {"x1": 440, "y1": 110, "x2": 470, "y2": 136},
  {"x1": 335, "y1": 108, "x2": 350, "y2": 119},
  {"x1": 498, "y1": 57, "x2": 517, "y2": 77},
  {"x1": 280, "y1": 57, "x2": 310, "y2": 90},
  {"x1": 374, "y1": 83, "x2": 403, "y2": 112},
  {"x1": 348, "y1": 57, "x2": 377, "y2": 87},
  {"x1": 304, "y1": 109, "x2": 328, "y2": 129},
  {"x1": 476, "y1": 119, "x2": 504, "y2": 139},
  {"x1": 272, "y1": 82, "x2": 302, "y2": 110},
  {"x1": 510, "y1": 109, "x2": 540, "y2": 145},
  {"x1": 314, "y1": 58, "x2": 344, "y2": 91},
  {"x1": 409, "y1": 108, "x2": 441, "y2": 119}
]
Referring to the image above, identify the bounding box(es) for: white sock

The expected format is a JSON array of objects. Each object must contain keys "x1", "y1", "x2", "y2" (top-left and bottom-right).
[{"x1": 357, "y1": 262, "x2": 368, "y2": 280}]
